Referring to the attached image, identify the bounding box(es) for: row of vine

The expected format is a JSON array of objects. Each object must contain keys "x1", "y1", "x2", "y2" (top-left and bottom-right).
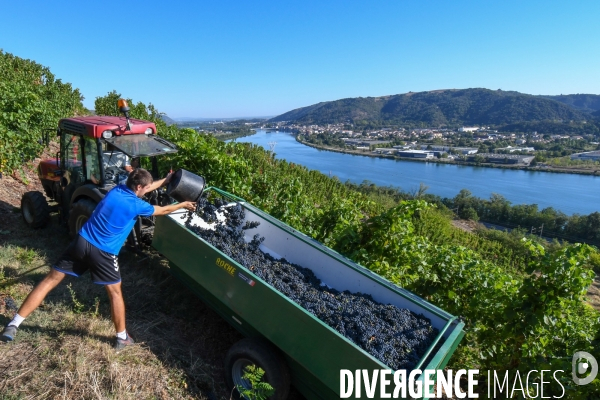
[{"x1": 0, "y1": 50, "x2": 84, "y2": 175}]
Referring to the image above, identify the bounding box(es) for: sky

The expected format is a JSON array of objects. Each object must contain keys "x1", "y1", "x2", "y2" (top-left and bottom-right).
[{"x1": 1, "y1": 1, "x2": 599, "y2": 118}]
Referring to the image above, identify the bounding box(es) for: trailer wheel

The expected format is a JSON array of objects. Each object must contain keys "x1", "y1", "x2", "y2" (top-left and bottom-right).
[
  {"x1": 21, "y1": 191, "x2": 50, "y2": 228},
  {"x1": 225, "y1": 338, "x2": 290, "y2": 400},
  {"x1": 69, "y1": 199, "x2": 96, "y2": 237}
]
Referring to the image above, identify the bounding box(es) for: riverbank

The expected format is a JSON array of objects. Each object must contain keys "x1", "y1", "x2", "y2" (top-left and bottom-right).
[{"x1": 297, "y1": 138, "x2": 600, "y2": 177}]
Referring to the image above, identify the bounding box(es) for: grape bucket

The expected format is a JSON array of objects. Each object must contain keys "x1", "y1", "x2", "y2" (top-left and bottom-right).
[{"x1": 166, "y1": 169, "x2": 206, "y2": 202}]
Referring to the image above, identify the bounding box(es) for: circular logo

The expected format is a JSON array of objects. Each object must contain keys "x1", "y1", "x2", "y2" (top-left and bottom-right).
[{"x1": 572, "y1": 351, "x2": 598, "y2": 385}]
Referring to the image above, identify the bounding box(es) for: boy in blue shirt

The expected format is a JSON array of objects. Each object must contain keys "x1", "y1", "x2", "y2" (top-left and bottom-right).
[{"x1": 1, "y1": 168, "x2": 196, "y2": 350}]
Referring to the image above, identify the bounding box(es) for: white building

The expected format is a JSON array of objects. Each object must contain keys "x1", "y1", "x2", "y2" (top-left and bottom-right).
[
  {"x1": 496, "y1": 146, "x2": 535, "y2": 153},
  {"x1": 453, "y1": 147, "x2": 479, "y2": 155},
  {"x1": 458, "y1": 127, "x2": 479, "y2": 132}
]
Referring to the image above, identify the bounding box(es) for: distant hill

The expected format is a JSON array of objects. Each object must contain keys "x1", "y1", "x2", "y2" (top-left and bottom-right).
[
  {"x1": 542, "y1": 94, "x2": 600, "y2": 113},
  {"x1": 270, "y1": 88, "x2": 594, "y2": 127},
  {"x1": 160, "y1": 114, "x2": 177, "y2": 126}
]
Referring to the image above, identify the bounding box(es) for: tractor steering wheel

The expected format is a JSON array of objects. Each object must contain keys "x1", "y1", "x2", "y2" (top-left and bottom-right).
[{"x1": 104, "y1": 169, "x2": 116, "y2": 181}]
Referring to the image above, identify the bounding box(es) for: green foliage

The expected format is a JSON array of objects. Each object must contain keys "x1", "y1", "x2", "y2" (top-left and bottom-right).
[
  {"x1": 15, "y1": 247, "x2": 38, "y2": 266},
  {"x1": 334, "y1": 201, "x2": 432, "y2": 286},
  {"x1": 67, "y1": 283, "x2": 85, "y2": 314},
  {"x1": 546, "y1": 156, "x2": 600, "y2": 168},
  {"x1": 235, "y1": 365, "x2": 275, "y2": 400},
  {"x1": 0, "y1": 50, "x2": 84, "y2": 174}
]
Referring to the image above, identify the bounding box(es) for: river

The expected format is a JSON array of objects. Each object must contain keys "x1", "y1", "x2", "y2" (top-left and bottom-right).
[{"x1": 231, "y1": 130, "x2": 600, "y2": 215}]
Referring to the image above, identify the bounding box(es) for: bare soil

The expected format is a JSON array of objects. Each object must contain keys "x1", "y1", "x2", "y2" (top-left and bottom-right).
[{"x1": 450, "y1": 219, "x2": 480, "y2": 233}]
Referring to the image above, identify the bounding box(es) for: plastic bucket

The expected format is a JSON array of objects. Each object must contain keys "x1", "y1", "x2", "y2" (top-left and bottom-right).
[{"x1": 167, "y1": 169, "x2": 206, "y2": 203}]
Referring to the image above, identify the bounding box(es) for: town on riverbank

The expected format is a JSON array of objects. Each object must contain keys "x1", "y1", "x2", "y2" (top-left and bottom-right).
[{"x1": 256, "y1": 121, "x2": 600, "y2": 176}]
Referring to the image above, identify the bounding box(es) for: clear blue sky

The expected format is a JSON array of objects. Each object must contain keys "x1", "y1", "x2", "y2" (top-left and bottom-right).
[{"x1": 1, "y1": 1, "x2": 599, "y2": 118}]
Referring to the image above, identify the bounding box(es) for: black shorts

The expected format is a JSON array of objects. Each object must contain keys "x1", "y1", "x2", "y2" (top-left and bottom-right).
[{"x1": 53, "y1": 234, "x2": 121, "y2": 285}]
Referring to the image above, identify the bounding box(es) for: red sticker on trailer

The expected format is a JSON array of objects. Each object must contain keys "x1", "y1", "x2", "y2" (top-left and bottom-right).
[{"x1": 238, "y1": 272, "x2": 256, "y2": 286}]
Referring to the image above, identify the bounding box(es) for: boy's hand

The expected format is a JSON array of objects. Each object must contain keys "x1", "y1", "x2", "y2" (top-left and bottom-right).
[
  {"x1": 163, "y1": 171, "x2": 173, "y2": 185},
  {"x1": 180, "y1": 201, "x2": 196, "y2": 212}
]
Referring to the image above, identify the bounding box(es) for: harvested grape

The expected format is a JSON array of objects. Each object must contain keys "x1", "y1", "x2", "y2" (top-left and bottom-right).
[{"x1": 184, "y1": 196, "x2": 439, "y2": 370}]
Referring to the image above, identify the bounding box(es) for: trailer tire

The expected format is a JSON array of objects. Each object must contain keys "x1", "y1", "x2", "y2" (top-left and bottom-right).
[
  {"x1": 69, "y1": 199, "x2": 96, "y2": 237},
  {"x1": 225, "y1": 338, "x2": 290, "y2": 400},
  {"x1": 21, "y1": 191, "x2": 50, "y2": 229}
]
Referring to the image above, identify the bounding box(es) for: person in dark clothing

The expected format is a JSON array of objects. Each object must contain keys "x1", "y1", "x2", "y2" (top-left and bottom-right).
[{"x1": 1, "y1": 168, "x2": 195, "y2": 350}]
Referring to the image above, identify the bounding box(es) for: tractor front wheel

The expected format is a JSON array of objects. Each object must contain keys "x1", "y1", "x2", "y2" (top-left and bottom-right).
[
  {"x1": 69, "y1": 199, "x2": 96, "y2": 237},
  {"x1": 21, "y1": 191, "x2": 50, "y2": 229}
]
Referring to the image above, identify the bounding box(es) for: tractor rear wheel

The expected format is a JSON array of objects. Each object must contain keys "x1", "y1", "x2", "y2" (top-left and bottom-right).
[
  {"x1": 21, "y1": 191, "x2": 50, "y2": 228},
  {"x1": 69, "y1": 199, "x2": 96, "y2": 237}
]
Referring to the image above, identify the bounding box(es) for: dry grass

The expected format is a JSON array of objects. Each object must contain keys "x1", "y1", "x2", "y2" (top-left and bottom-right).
[{"x1": 0, "y1": 209, "x2": 249, "y2": 399}]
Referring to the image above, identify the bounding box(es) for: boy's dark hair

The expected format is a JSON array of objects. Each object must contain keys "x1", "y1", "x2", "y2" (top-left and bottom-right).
[{"x1": 127, "y1": 168, "x2": 153, "y2": 191}]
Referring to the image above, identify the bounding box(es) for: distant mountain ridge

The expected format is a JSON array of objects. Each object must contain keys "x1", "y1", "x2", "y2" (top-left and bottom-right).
[
  {"x1": 542, "y1": 94, "x2": 600, "y2": 113},
  {"x1": 270, "y1": 88, "x2": 600, "y2": 128},
  {"x1": 159, "y1": 114, "x2": 177, "y2": 126}
]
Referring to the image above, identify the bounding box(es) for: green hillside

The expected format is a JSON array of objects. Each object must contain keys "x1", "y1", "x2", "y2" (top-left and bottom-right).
[
  {"x1": 270, "y1": 88, "x2": 594, "y2": 127},
  {"x1": 543, "y1": 93, "x2": 600, "y2": 113}
]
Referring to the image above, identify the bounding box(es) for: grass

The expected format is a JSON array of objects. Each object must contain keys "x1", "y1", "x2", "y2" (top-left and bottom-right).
[{"x1": 0, "y1": 213, "x2": 247, "y2": 399}]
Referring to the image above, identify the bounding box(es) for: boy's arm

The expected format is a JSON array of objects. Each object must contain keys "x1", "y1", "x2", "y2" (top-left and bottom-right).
[
  {"x1": 145, "y1": 171, "x2": 173, "y2": 192},
  {"x1": 152, "y1": 201, "x2": 196, "y2": 216}
]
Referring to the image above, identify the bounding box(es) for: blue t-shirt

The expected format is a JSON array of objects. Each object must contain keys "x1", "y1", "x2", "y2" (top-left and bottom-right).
[{"x1": 80, "y1": 185, "x2": 155, "y2": 255}]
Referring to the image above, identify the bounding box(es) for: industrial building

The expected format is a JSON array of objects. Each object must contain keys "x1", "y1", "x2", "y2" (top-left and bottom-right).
[
  {"x1": 452, "y1": 147, "x2": 479, "y2": 155},
  {"x1": 495, "y1": 146, "x2": 535, "y2": 153},
  {"x1": 570, "y1": 151, "x2": 600, "y2": 162},
  {"x1": 396, "y1": 150, "x2": 435, "y2": 159}
]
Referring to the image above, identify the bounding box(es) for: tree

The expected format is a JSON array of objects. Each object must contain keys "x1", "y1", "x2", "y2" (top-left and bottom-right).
[
  {"x1": 409, "y1": 183, "x2": 429, "y2": 199},
  {"x1": 462, "y1": 206, "x2": 479, "y2": 221},
  {"x1": 473, "y1": 155, "x2": 485, "y2": 164}
]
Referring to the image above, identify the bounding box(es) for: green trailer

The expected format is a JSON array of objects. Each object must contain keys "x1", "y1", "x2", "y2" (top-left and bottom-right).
[{"x1": 152, "y1": 187, "x2": 465, "y2": 400}]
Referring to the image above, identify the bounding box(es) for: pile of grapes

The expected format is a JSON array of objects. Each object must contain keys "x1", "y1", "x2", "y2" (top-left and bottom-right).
[{"x1": 183, "y1": 196, "x2": 439, "y2": 370}]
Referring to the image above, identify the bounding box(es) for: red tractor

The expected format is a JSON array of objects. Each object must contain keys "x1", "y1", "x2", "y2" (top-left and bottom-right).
[{"x1": 21, "y1": 100, "x2": 178, "y2": 247}]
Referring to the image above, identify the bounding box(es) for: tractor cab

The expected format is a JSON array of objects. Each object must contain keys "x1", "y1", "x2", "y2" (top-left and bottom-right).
[{"x1": 22, "y1": 100, "x2": 178, "y2": 245}]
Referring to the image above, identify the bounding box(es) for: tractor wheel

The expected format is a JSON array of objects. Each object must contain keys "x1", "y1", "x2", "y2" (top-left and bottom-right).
[
  {"x1": 69, "y1": 199, "x2": 96, "y2": 237},
  {"x1": 21, "y1": 191, "x2": 50, "y2": 229},
  {"x1": 224, "y1": 338, "x2": 290, "y2": 400}
]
